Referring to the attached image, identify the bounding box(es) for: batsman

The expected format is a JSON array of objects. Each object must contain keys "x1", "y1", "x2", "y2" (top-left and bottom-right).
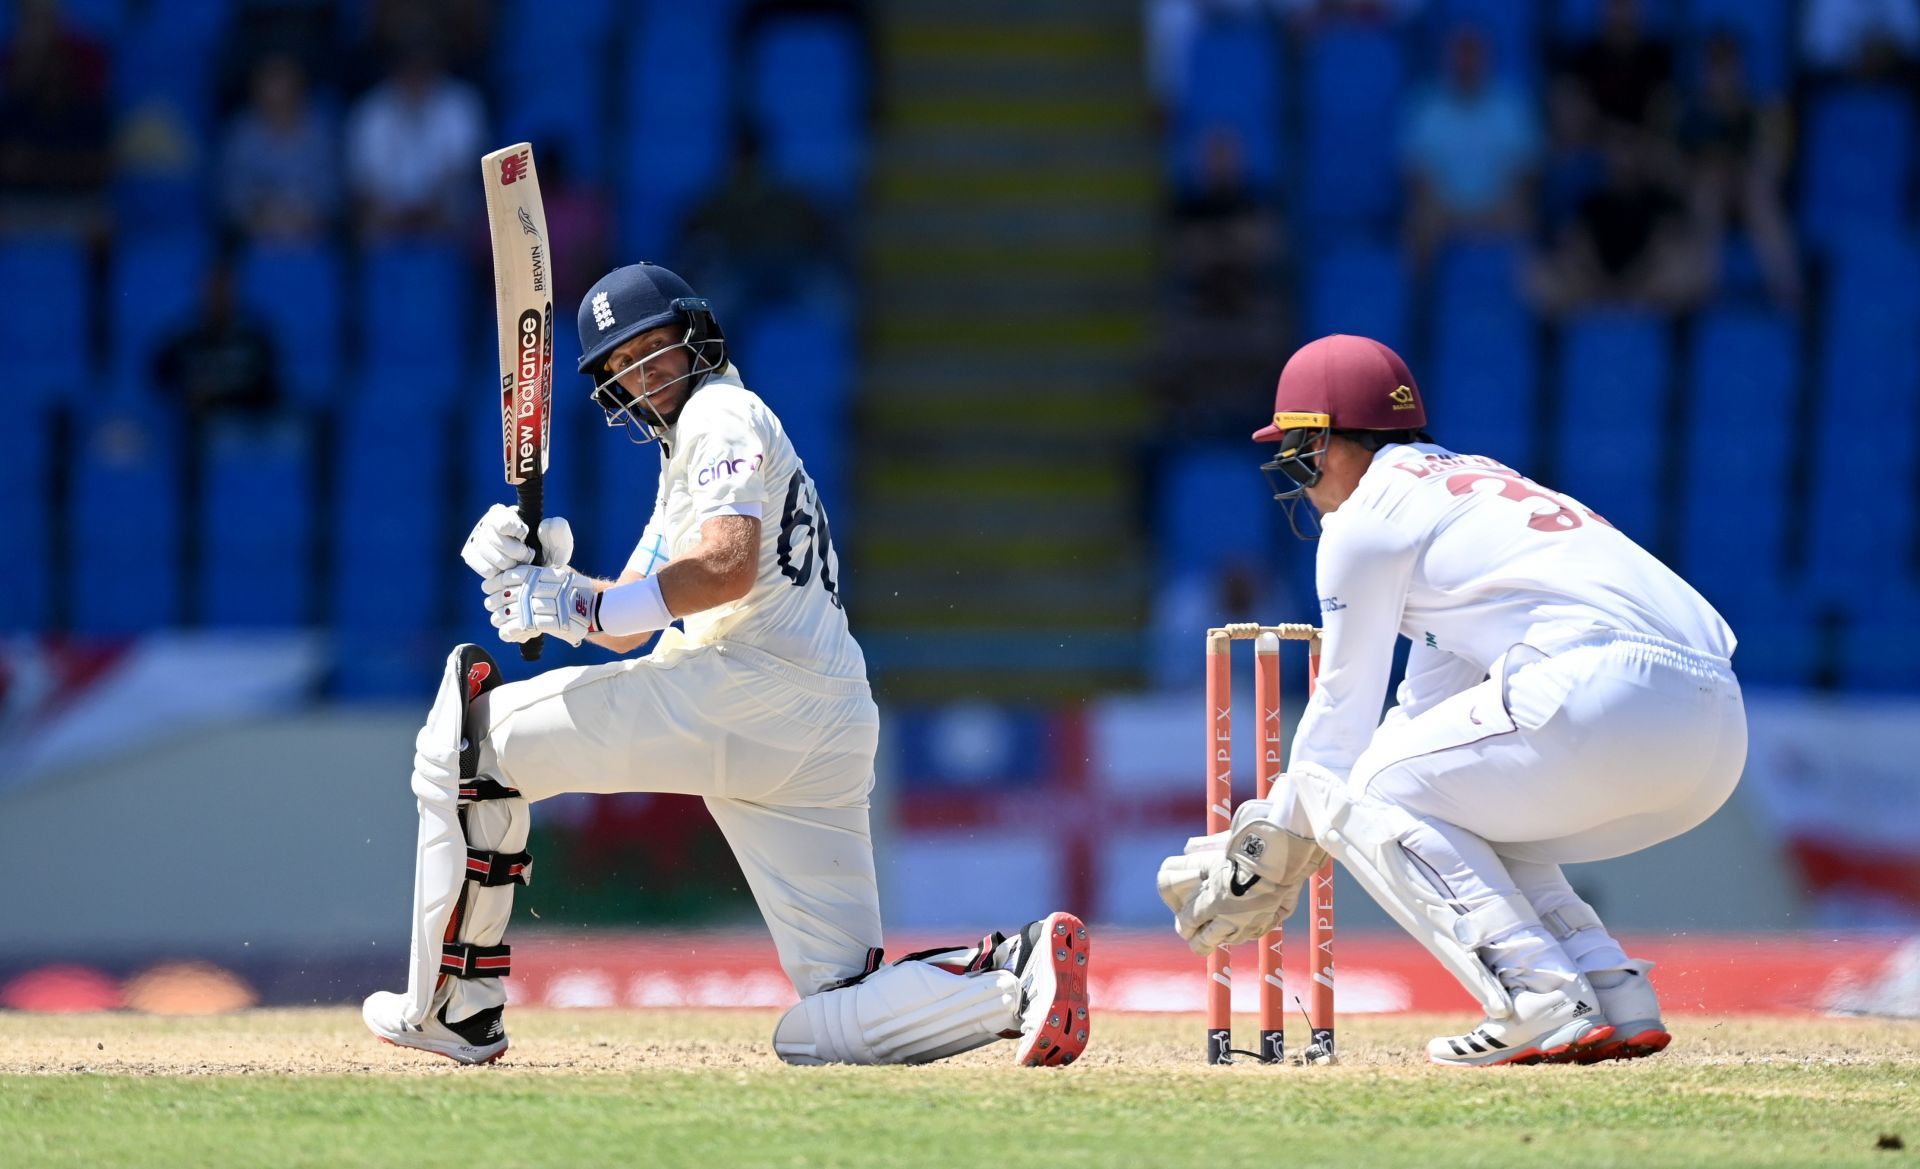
[
  {"x1": 1158, "y1": 335, "x2": 1747, "y2": 1067},
  {"x1": 362, "y1": 259, "x2": 1091, "y2": 1067}
]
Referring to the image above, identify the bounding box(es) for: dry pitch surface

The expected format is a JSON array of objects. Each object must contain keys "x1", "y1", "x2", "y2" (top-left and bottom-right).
[{"x1": 2, "y1": 1010, "x2": 1917, "y2": 1168}]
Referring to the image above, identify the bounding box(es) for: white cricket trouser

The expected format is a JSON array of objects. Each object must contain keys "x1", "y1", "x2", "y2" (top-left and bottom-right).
[
  {"x1": 1345, "y1": 631, "x2": 1747, "y2": 977},
  {"x1": 475, "y1": 632, "x2": 882, "y2": 997}
]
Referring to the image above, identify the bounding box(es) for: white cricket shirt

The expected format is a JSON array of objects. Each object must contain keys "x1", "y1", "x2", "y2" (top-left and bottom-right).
[{"x1": 1293, "y1": 442, "x2": 1735, "y2": 779}]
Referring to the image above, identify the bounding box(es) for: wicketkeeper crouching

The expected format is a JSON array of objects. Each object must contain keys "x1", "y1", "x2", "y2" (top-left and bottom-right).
[{"x1": 363, "y1": 263, "x2": 1091, "y2": 1067}]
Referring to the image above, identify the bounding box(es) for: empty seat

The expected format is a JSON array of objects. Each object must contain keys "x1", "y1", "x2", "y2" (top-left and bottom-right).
[
  {"x1": 1553, "y1": 312, "x2": 1671, "y2": 546},
  {"x1": 1841, "y1": 585, "x2": 1920, "y2": 692},
  {"x1": 1302, "y1": 24, "x2": 1405, "y2": 231},
  {"x1": 110, "y1": 233, "x2": 209, "y2": 387},
  {"x1": 1800, "y1": 87, "x2": 1914, "y2": 251},
  {"x1": 69, "y1": 406, "x2": 184, "y2": 633},
  {"x1": 361, "y1": 242, "x2": 465, "y2": 385},
  {"x1": 1169, "y1": 16, "x2": 1284, "y2": 195},
  {"x1": 1427, "y1": 242, "x2": 1536, "y2": 468},
  {"x1": 620, "y1": 0, "x2": 740, "y2": 259},
  {"x1": 1678, "y1": 308, "x2": 1798, "y2": 602},
  {"x1": 0, "y1": 238, "x2": 90, "y2": 409},
  {"x1": 239, "y1": 242, "x2": 342, "y2": 407},
  {"x1": 1305, "y1": 238, "x2": 1411, "y2": 356},
  {"x1": 747, "y1": 15, "x2": 867, "y2": 206},
  {"x1": 493, "y1": 0, "x2": 615, "y2": 181},
  {"x1": 1804, "y1": 230, "x2": 1920, "y2": 600},
  {"x1": 1156, "y1": 444, "x2": 1274, "y2": 581},
  {"x1": 1554, "y1": 0, "x2": 1676, "y2": 40},
  {"x1": 197, "y1": 418, "x2": 315, "y2": 627}
]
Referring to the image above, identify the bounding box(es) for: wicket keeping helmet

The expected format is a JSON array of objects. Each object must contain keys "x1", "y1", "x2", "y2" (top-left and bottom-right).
[
  {"x1": 1255, "y1": 334, "x2": 1428, "y2": 500},
  {"x1": 576, "y1": 262, "x2": 727, "y2": 439}
]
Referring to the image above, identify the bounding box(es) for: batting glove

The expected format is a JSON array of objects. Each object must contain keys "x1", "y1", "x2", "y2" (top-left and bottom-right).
[
  {"x1": 462, "y1": 505, "x2": 575, "y2": 578},
  {"x1": 484, "y1": 564, "x2": 596, "y2": 647}
]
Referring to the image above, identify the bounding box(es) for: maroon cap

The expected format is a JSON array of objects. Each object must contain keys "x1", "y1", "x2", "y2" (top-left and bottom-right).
[{"x1": 1251, "y1": 334, "x2": 1427, "y2": 442}]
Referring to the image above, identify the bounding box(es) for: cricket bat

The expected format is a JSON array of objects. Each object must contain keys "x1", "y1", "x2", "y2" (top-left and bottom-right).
[{"x1": 481, "y1": 141, "x2": 555, "y2": 661}]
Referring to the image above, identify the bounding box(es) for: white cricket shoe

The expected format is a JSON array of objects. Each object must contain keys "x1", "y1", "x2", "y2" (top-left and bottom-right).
[
  {"x1": 1576, "y1": 960, "x2": 1670, "y2": 1063},
  {"x1": 1427, "y1": 977, "x2": 1613, "y2": 1067},
  {"x1": 363, "y1": 990, "x2": 509, "y2": 1065},
  {"x1": 997, "y1": 911, "x2": 1092, "y2": 1067}
]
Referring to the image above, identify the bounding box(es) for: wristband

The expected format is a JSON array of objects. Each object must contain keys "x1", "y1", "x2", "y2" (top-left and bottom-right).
[{"x1": 593, "y1": 573, "x2": 674, "y2": 637}]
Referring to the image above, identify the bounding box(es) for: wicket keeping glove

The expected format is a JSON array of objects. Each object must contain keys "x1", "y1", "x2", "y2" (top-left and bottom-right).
[
  {"x1": 484, "y1": 563, "x2": 596, "y2": 647},
  {"x1": 462, "y1": 505, "x2": 575, "y2": 578},
  {"x1": 1157, "y1": 798, "x2": 1327, "y2": 956}
]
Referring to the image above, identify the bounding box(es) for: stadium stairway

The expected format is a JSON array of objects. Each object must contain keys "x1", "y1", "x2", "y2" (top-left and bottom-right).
[{"x1": 857, "y1": 0, "x2": 1155, "y2": 700}]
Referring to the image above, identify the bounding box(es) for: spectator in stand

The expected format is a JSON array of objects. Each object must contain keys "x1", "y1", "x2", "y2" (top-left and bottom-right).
[
  {"x1": 1680, "y1": 32, "x2": 1801, "y2": 309},
  {"x1": 535, "y1": 145, "x2": 612, "y2": 314},
  {"x1": 1802, "y1": 0, "x2": 1920, "y2": 74},
  {"x1": 344, "y1": 30, "x2": 484, "y2": 240},
  {"x1": 680, "y1": 131, "x2": 846, "y2": 320},
  {"x1": 220, "y1": 54, "x2": 341, "y2": 244},
  {"x1": 0, "y1": 0, "x2": 110, "y2": 235},
  {"x1": 1400, "y1": 24, "x2": 1542, "y2": 267},
  {"x1": 1150, "y1": 559, "x2": 1278, "y2": 691},
  {"x1": 1552, "y1": 0, "x2": 1678, "y2": 150},
  {"x1": 1529, "y1": 129, "x2": 1709, "y2": 314},
  {"x1": 153, "y1": 257, "x2": 283, "y2": 431},
  {"x1": 1156, "y1": 127, "x2": 1289, "y2": 438}
]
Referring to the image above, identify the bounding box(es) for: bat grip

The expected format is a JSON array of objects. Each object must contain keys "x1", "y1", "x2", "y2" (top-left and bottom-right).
[{"x1": 516, "y1": 476, "x2": 544, "y2": 662}]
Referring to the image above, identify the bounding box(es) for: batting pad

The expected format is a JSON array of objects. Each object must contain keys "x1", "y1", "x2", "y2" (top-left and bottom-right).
[{"x1": 773, "y1": 961, "x2": 1021, "y2": 1065}]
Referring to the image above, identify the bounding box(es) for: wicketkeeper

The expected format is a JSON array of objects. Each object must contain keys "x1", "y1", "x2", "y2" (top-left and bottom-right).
[
  {"x1": 1159, "y1": 334, "x2": 1745, "y2": 1066},
  {"x1": 364, "y1": 262, "x2": 1091, "y2": 1066}
]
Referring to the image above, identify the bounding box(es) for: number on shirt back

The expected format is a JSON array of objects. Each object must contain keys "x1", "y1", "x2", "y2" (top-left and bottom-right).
[
  {"x1": 777, "y1": 468, "x2": 842, "y2": 607},
  {"x1": 1445, "y1": 469, "x2": 1611, "y2": 532}
]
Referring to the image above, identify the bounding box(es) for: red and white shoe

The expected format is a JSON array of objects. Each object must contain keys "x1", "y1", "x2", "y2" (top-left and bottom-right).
[
  {"x1": 999, "y1": 912, "x2": 1092, "y2": 1067},
  {"x1": 1575, "y1": 961, "x2": 1670, "y2": 1063},
  {"x1": 1427, "y1": 980, "x2": 1614, "y2": 1068}
]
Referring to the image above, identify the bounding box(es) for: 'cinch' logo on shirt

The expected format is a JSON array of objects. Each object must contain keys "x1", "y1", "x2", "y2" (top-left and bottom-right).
[{"x1": 695, "y1": 452, "x2": 764, "y2": 486}]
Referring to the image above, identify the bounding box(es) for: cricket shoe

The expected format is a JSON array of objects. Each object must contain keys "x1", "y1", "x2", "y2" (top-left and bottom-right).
[
  {"x1": 1427, "y1": 977, "x2": 1614, "y2": 1068},
  {"x1": 994, "y1": 911, "x2": 1092, "y2": 1067},
  {"x1": 1574, "y1": 960, "x2": 1670, "y2": 1063},
  {"x1": 363, "y1": 990, "x2": 509, "y2": 1065}
]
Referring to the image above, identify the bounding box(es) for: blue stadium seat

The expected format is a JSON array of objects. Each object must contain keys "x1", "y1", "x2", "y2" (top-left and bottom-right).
[
  {"x1": 1800, "y1": 87, "x2": 1915, "y2": 251},
  {"x1": 1553, "y1": 312, "x2": 1671, "y2": 546},
  {"x1": 748, "y1": 16, "x2": 867, "y2": 206},
  {"x1": 69, "y1": 407, "x2": 183, "y2": 634},
  {"x1": 1169, "y1": 16, "x2": 1284, "y2": 195},
  {"x1": 620, "y1": 0, "x2": 741, "y2": 259},
  {"x1": 1804, "y1": 229, "x2": 1920, "y2": 600},
  {"x1": 0, "y1": 238, "x2": 90, "y2": 409},
  {"x1": 1427, "y1": 242, "x2": 1538, "y2": 469},
  {"x1": 2, "y1": 411, "x2": 55, "y2": 631},
  {"x1": 112, "y1": 0, "x2": 224, "y2": 131},
  {"x1": 1428, "y1": 0, "x2": 1541, "y2": 90},
  {"x1": 239, "y1": 243, "x2": 342, "y2": 407},
  {"x1": 1302, "y1": 24, "x2": 1405, "y2": 231},
  {"x1": 494, "y1": 0, "x2": 615, "y2": 181},
  {"x1": 1682, "y1": 0, "x2": 1790, "y2": 96},
  {"x1": 361, "y1": 243, "x2": 466, "y2": 388},
  {"x1": 1157, "y1": 444, "x2": 1274, "y2": 581},
  {"x1": 198, "y1": 419, "x2": 315, "y2": 627},
  {"x1": 1712, "y1": 577, "x2": 1816, "y2": 688},
  {"x1": 109, "y1": 233, "x2": 209, "y2": 388},
  {"x1": 733, "y1": 301, "x2": 855, "y2": 524},
  {"x1": 1305, "y1": 239, "x2": 1411, "y2": 356},
  {"x1": 1677, "y1": 309, "x2": 1798, "y2": 606},
  {"x1": 1842, "y1": 585, "x2": 1920, "y2": 692}
]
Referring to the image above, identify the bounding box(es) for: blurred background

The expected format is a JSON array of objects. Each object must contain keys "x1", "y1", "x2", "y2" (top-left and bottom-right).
[{"x1": 1, "y1": 0, "x2": 1915, "y2": 1016}]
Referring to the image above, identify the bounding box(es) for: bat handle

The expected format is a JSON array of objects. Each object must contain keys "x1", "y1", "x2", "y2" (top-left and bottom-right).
[{"x1": 516, "y1": 477, "x2": 544, "y2": 662}]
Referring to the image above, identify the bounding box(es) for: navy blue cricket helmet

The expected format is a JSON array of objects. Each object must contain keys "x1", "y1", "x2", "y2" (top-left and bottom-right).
[{"x1": 575, "y1": 262, "x2": 727, "y2": 440}]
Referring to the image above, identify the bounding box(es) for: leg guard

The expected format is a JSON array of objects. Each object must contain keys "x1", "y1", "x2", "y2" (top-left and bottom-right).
[
  {"x1": 1291, "y1": 763, "x2": 1533, "y2": 1020},
  {"x1": 772, "y1": 959, "x2": 1021, "y2": 1066},
  {"x1": 363, "y1": 646, "x2": 530, "y2": 1049}
]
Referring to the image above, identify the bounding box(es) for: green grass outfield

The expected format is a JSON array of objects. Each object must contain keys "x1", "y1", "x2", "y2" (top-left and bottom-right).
[{"x1": 2, "y1": 1010, "x2": 1916, "y2": 1169}]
